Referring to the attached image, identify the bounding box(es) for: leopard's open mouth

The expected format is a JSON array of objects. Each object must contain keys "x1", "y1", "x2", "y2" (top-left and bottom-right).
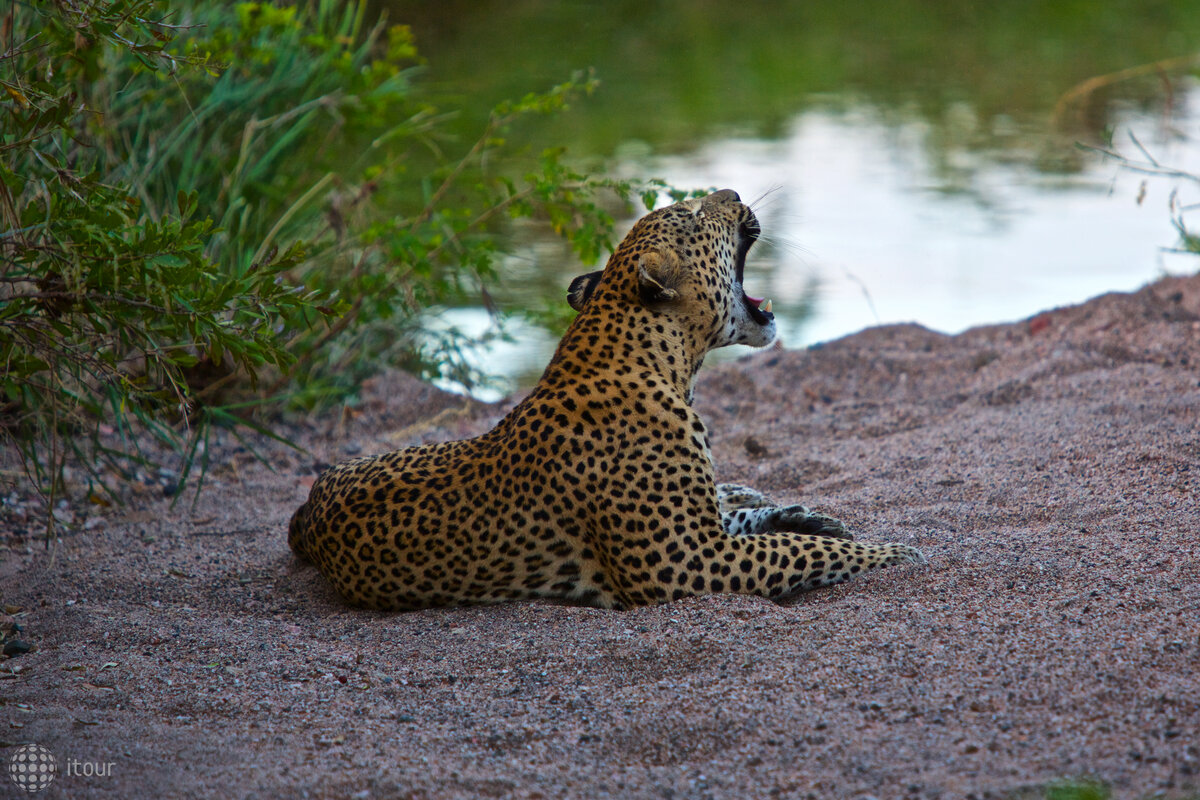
[{"x1": 737, "y1": 217, "x2": 774, "y2": 326}]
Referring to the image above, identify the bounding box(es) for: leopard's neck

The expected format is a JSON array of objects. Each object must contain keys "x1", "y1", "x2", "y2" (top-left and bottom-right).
[{"x1": 540, "y1": 303, "x2": 707, "y2": 404}]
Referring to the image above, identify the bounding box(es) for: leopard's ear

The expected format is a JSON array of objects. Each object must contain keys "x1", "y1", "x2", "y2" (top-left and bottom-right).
[
  {"x1": 567, "y1": 270, "x2": 605, "y2": 312},
  {"x1": 637, "y1": 249, "x2": 682, "y2": 306}
]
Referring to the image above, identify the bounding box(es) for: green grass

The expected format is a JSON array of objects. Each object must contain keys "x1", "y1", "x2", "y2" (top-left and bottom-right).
[
  {"x1": 1034, "y1": 776, "x2": 1200, "y2": 800},
  {"x1": 1044, "y1": 778, "x2": 1112, "y2": 800}
]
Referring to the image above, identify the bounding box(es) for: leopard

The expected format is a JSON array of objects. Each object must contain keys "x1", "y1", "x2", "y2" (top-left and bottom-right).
[{"x1": 288, "y1": 189, "x2": 925, "y2": 610}]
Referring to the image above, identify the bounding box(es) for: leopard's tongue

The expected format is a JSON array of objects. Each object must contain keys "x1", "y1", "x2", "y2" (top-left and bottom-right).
[{"x1": 741, "y1": 287, "x2": 774, "y2": 324}]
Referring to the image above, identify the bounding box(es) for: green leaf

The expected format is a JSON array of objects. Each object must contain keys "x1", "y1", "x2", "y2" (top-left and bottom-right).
[{"x1": 149, "y1": 253, "x2": 188, "y2": 268}]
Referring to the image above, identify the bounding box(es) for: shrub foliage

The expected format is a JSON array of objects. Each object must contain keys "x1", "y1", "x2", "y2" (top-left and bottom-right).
[{"x1": 1, "y1": 0, "x2": 675, "y2": 525}]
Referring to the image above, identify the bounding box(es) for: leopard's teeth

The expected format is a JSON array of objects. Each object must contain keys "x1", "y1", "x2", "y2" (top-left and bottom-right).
[{"x1": 762, "y1": 299, "x2": 773, "y2": 314}]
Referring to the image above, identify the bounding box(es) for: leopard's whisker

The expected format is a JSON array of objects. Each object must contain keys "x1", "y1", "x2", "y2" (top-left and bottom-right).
[{"x1": 749, "y1": 185, "x2": 785, "y2": 213}]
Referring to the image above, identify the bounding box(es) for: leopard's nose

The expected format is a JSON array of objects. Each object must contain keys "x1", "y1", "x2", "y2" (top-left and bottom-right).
[{"x1": 708, "y1": 189, "x2": 740, "y2": 204}]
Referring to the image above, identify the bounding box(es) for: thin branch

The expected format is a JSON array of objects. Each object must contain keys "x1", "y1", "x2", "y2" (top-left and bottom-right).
[
  {"x1": 1128, "y1": 130, "x2": 1160, "y2": 168},
  {"x1": 1054, "y1": 53, "x2": 1200, "y2": 128},
  {"x1": 407, "y1": 112, "x2": 509, "y2": 235},
  {"x1": 1076, "y1": 142, "x2": 1200, "y2": 186}
]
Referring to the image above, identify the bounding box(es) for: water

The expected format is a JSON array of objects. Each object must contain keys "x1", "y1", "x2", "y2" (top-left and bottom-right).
[
  {"x1": 385, "y1": 3, "x2": 1200, "y2": 399},
  {"x1": 641, "y1": 102, "x2": 1200, "y2": 347},
  {"x1": 436, "y1": 100, "x2": 1200, "y2": 399}
]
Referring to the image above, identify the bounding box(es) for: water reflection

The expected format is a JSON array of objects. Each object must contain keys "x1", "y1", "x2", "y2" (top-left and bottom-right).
[
  {"x1": 379, "y1": 2, "x2": 1200, "y2": 398},
  {"x1": 642, "y1": 101, "x2": 1199, "y2": 343},
  {"x1": 436, "y1": 94, "x2": 1199, "y2": 401}
]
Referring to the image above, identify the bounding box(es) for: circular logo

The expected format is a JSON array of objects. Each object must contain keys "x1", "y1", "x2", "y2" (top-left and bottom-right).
[{"x1": 9, "y1": 744, "x2": 57, "y2": 793}]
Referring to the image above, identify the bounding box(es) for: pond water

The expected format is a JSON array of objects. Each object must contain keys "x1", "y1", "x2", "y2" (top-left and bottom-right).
[{"x1": 385, "y1": 2, "x2": 1200, "y2": 399}]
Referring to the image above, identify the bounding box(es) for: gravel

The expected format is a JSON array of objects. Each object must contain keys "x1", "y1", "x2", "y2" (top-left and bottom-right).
[{"x1": 2, "y1": 274, "x2": 1198, "y2": 799}]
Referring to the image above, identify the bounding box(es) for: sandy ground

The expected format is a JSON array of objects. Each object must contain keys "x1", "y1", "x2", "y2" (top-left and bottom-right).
[{"x1": 2, "y1": 274, "x2": 1199, "y2": 799}]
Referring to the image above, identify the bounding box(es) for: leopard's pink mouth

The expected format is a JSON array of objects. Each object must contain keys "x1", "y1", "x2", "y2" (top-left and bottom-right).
[
  {"x1": 742, "y1": 289, "x2": 774, "y2": 325},
  {"x1": 736, "y1": 218, "x2": 774, "y2": 326}
]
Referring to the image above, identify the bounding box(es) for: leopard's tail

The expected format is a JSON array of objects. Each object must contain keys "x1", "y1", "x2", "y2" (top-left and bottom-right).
[{"x1": 287, "y1": 501, "x2": 314, "y2": 563}]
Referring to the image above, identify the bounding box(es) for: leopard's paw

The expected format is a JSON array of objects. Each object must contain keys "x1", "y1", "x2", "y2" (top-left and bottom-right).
[{"x1": 769, "y1": 505, "x2": 853, "y2": 540}]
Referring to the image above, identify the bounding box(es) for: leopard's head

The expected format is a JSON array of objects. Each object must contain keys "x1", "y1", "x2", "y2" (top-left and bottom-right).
[{"x1": 568, "y1": 189, "x2": 776, "y2": 352}]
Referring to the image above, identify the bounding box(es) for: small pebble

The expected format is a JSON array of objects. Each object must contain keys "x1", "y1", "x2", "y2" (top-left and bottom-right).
[
  {"x1": 3, "y1": 640, "x2": 32, "y2": 657},
  {"x1": 744, "y1": 437, "x2": 769, "y2": 457}
]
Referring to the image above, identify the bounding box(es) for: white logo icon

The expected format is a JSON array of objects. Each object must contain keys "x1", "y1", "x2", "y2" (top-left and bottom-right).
[{"x1": 8, "y1": 744, "x2": 57, "y2": 793}]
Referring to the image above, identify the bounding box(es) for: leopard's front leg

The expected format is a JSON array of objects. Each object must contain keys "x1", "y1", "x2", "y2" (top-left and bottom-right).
[{"x1": 717, "y1": 483, "x2": 852, "y2": 540}]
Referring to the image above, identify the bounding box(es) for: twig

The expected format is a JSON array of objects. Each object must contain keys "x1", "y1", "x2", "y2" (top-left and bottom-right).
[
  {"x1": 843, "y1": 268, "x2": 881, "y2": 325},
  {"x1": 1128, "y1": 130, "x2": 1159, "y2": 168},
  {"x1": 407, "y1": 112, "x2": 509, "y2": 235},
  {"x1": 1054, "y1": 53, "x2": 1200, "y2": 128},
  {"x1": 1077, "y1": 142, "x2": 1200, "y2": 186}
]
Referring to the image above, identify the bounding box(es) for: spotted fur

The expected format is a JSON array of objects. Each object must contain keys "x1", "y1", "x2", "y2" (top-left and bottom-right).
[{"x1": 288, "y1": 190, "x2": 925, "y2": 610}]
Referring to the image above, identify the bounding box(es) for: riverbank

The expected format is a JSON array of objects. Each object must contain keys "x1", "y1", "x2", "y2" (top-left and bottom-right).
[{"x1": 2, "y1": 273, "x2": 1198, "y2": 799}]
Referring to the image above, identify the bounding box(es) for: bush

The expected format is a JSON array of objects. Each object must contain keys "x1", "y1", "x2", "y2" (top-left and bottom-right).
[{"x1": 0, "y1": 0, "x2": 676, "y2": 529}]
